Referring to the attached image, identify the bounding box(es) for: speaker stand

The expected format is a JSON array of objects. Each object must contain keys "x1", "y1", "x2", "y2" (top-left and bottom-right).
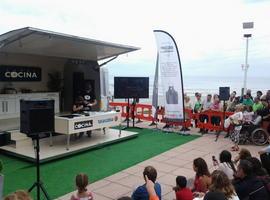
[
  {"x1": 215, "y1": 100, "x2": 225, "y2": 142},
  {"x1": 28, "y1": 133, "x2": 50, "y2": 200},
  {"x1": 131, "y1": 98, "x2": 142, "y2": 129},
  {"x1": 122, "y1": 98, "x2": 130, "y2": 130}
]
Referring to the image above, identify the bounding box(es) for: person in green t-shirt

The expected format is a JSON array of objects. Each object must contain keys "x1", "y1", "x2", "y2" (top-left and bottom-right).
[
  {"x1": 194, "y1": 93, "x2": 203, "y2": 113},
  {"x1": 252, "y1": 97, "x2": 264, "y2": 112},
  {"x1": 193, "y1": 93, "x2": 203, "y2": 131},
  {"x1": 242, "y1": 93, "x2": 254, "y2": 107}
]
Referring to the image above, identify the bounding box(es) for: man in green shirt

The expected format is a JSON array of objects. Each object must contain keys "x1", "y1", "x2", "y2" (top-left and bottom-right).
[
  {"x1": 242, "y1": 93, "x2": 254, "y2": 107},
  {"x1": 252, "y1": 97, "x2": 264, "y2": 112}
]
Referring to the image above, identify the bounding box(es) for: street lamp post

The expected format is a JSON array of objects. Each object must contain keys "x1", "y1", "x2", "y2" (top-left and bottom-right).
[{"x1": 242, "y1": 22, "x2": 254, "y2": 95}]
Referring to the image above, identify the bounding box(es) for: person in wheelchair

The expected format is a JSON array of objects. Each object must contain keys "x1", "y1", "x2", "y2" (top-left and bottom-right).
[
  {"x1": 241, "y1": 106, "x2": 262, "y2": 134},
  {"x1": 242, "y1": 105, "x2": 262, "y2": 126},
  {"x1": 237, "y1": 105, "x2": 268, "y2": 146}
]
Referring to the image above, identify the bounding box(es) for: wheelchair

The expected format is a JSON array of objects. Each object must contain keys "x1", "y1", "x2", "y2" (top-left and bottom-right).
[{"x1": 238, "y1": 122, "x2": 269, "y2": 146}]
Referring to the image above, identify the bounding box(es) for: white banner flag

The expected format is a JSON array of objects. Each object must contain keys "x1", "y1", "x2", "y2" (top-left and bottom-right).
[{"x1": 154, "y1": 30, "x2": 184, "y2": 121}]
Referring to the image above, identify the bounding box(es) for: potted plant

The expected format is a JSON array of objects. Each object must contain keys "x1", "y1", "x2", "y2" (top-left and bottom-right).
[
  {"x1": 47, "y1": 71, "x2": 63, "y2": 92},
  {"x1": 0, "y1": 159, "x2": 3, "y2": 199}
]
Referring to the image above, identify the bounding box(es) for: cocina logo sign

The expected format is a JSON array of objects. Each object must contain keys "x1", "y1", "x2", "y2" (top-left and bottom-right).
[
  {"x1": 0, "y1": 65, "x2": 41, "y2": 81},
  {"x1": 74, "y1": 120, "x2": 93, "y2": 130}
]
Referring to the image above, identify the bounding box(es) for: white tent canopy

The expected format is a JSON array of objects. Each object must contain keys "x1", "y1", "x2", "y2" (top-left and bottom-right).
[{"x1": 0, "y1": 27, "x2": 139, "y2": 61}]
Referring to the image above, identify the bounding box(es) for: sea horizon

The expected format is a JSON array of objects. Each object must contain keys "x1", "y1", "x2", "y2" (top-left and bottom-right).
[{"x1": 108, "y1": 75, "x2": 269, "y2": 105}]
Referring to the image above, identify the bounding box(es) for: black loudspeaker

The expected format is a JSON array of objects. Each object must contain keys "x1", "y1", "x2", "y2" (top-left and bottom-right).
[
  {"x1": 0, "y1": 132, "x2": 11, "y2": 146},
  {"x1": 20, "y1": 100, "x2": 55, "y2": 135},
  {"x1": 219, "y1": 87, "x2": 230, "y2": 101}
]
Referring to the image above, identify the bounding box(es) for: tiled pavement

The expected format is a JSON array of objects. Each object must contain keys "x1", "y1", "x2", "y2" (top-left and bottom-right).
[{"x1": 58, "y1": 126, "x2": 265, "y2": 200}]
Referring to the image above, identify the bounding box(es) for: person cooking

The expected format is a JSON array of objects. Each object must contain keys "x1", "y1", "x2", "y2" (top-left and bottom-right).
[
  {"x1": 72, "y1": 84, "x2": 97, "y2": 138},
  {"x1": 81, "y1": 84, "x2": 97, "y2": 112}
]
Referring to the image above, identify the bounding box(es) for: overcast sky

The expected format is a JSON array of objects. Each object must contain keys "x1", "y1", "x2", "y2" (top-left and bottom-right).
[{"x1": 1, "y1": 0, "x2": 270, "y2": 78}]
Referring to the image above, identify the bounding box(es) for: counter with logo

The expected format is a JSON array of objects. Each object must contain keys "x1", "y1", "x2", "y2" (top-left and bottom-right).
[{"x1": 55, "y1": 111, "x2": 121, "y2": 150}]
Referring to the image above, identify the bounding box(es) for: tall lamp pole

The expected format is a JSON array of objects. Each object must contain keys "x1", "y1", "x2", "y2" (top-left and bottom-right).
[{"x1": 242, "y1": 22, "x2": 254, "y2": 95}]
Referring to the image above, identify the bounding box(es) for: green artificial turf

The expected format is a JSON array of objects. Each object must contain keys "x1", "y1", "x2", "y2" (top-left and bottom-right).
[{"x1": 0, "y1": 128, "x2": 199, "y2": 199}]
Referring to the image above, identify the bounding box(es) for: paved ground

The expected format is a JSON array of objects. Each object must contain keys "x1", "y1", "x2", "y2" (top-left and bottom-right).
[{"x1": 58, "y1": 123, "x2": 265, "y2": 200}]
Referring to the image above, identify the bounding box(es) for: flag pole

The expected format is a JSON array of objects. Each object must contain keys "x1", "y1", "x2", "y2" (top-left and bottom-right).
[{"x1": 149, "y1": 53, "x2": 159, "y2": 126}]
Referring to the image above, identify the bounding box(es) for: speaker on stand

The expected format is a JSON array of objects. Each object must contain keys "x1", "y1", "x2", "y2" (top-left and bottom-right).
[
  {"x1": 216, "y1": 87, "x2": 230, "y2": 141},
  {"x1": 20, "y1": 99, "x2": 55, "y2": 200},
  {"x1": 219, "y1": 87, "x2": 230, "y2": 101}
]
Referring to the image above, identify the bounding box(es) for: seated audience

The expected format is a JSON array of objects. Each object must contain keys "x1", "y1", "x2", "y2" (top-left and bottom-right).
[
  {"x1": 208, "y1": 170, "x2": 239, "y2": 200},
  {"x1": 257, "y1": 91, "x2": 270, "y2": 117},
  {"x1": 246, "y1": 89, "x2": 253, "y2": 100},
  {"x1": 242, "y1": 93, "x2": 254, "y2": 106},
  {"x1": 242, "y1": 105, "x2": 254, "y2": 124},
  {"x1": 233, "y1": 160, "x2": 269, "y2": 200},
  {"x1": 173, "y1": 176, "x2": 193, "y2": 200},
  {"x1": 145, "y1": 175, "x2": 159, "y2": 200},
  {"x1": 256, "y1": 90, "x2": 263, "y2": 100},
  {"x1": 252, "y1": 97, "x2": 264, "y2": 112},
  {"x1": 70, "y1": 173, "x2": 93, "y2": 200},
  {"x1": 246, "y1": 157, "x2": 270, "y2": 194},
  {"x1": 203, "y1": 192, "x2": 226, "y2": 200},
  {"x1": 226, "y1": 96, "x2": 240, "y2": 112},
  {"x1": 233, "y1": 148, "x2": 252, "y2": 165},
  {"x1": 258, "y1": 139, "x2": 270, "y2": 175},
  {"x1": 192, "y1": 158, "x2": 211, "y2": 194},
  {"x1": 247, "y1": 157, "x2": 268, "y2": 176},
  {"x1": 4, "y1": 190, "x2": 32, "y2": 200},
  {"x1": 243, "y1": 105, "x2": 262, "y2": 126},
  {"x1": 132, "y1": 166, "x2": 161, "y2": 200},
  {"x1": 217, "y1": 150, "x2": 236, "y2": 180},
  {"x1": 118, "y1": 197, "x2": 132, "y2": 200},
  {"x1": 226, "y1": 92, "x2": 237, "y2": 110}
]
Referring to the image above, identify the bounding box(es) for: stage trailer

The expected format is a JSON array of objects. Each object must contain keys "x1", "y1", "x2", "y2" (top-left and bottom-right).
[{"x1": 0, "y1": 27, "x2": 139, "y2": 131}]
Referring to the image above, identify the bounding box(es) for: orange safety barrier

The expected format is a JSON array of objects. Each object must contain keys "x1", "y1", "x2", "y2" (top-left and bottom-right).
[
  {"x1": 109, "y1": 102, "x2": 131, "y2": 118},
  {"x1": 195, "y1": 110, "x2": 223, "y2": 131},
  {"x1": 194, "y1": 110, "x2": 234, "y2": 132},
  {"x1": 109, "y1": 102, "x2": 237, "y2": 131},
  {"x1": 160, "y1": 108, "x2": 193, "y2": 128},
  {"x1": 134, "y1": 103, "x2": 154, "y2": 121}
]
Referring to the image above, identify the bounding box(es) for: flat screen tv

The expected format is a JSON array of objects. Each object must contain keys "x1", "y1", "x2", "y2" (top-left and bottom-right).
[{"x1": 114, "y1": 77, "x2": 149, "y2": 99}]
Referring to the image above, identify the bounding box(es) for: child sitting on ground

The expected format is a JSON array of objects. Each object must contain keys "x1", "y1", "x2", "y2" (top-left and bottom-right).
[
  {"x1": 70, "y1": 173, "x2": 93, "y2": 200},
  {"x1": 132, "y1": 166, "x2": 161, "y2": 200},
  {"x1": 173, "y1": 176, "x2": 193, "y2": 200}
]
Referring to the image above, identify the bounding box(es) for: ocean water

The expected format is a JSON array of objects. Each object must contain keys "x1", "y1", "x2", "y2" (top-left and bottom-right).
[{"x1": 109, "y1": 76, "x2": 269, "y2": 104}]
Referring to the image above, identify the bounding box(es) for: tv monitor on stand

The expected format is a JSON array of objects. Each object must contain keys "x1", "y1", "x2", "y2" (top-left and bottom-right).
[{"x1": 114, "y1": 77, "x2": 149, "y2": 128}]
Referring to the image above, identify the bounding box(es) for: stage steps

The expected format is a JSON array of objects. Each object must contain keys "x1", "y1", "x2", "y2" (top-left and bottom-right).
[{"x1": 9, "y1": 130, "x2": 33, "y2": 149}]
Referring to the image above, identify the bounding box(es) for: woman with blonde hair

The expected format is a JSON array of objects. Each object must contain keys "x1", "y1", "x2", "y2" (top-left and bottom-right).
[{"x1": 208, "y1": 170, "x2": 239, "y2": 200}]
